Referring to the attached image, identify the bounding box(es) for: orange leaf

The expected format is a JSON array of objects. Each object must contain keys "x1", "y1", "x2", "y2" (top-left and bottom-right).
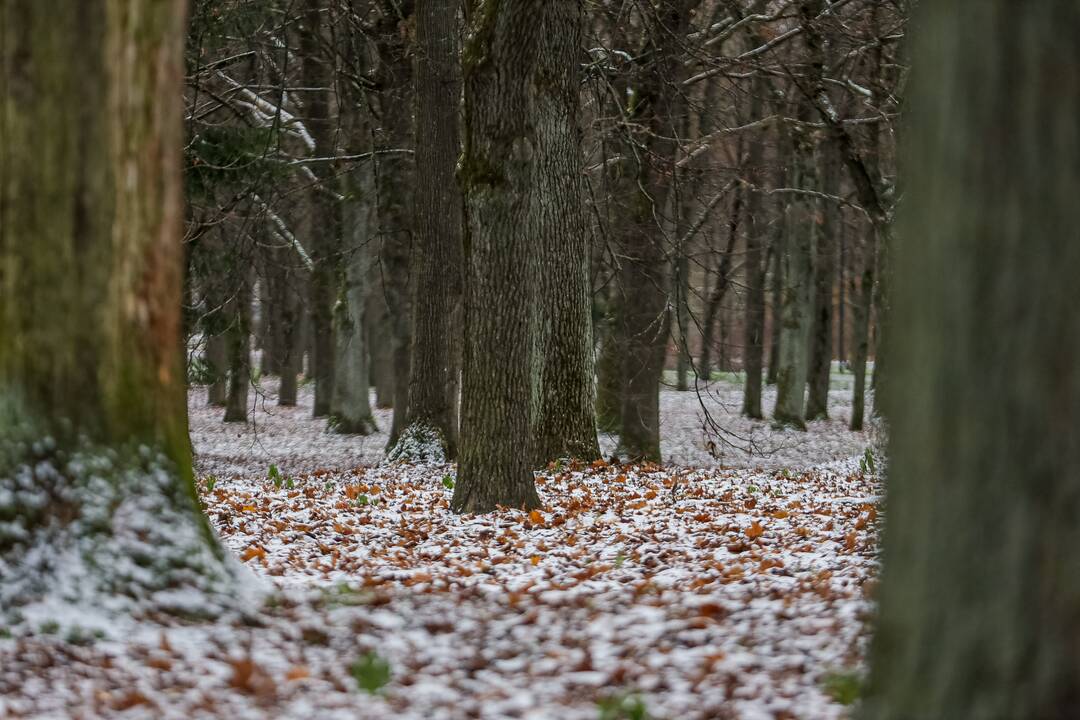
[
  {"x1": 528, "y1": 509, "x2": 544, "y2": 525},
  {"x1": 530, "y1": 555, "x2": 541, "y2": 566},
  {"x1": 285, "y1": 666, "x2": 310, "y2": 682},
  {"x1": 745, "y1": 521, "x2": 764, "y2": 540}
]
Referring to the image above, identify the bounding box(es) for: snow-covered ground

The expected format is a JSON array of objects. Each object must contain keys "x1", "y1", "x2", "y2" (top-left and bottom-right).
[
  {"x1": 190, "y1": 377, "x2": 871, "y2": 478},
  {"x1": 1, "y1": 380, "x2": 880, "y2": 720}
]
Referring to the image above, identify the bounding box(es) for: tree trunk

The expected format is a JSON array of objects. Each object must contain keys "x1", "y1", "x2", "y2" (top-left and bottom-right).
[
  {"x1": 366, "y1": 283, "x2": 395, "y2": 408},
  {"x1": 741, "y1": 90, "x2": 768, "y2": 419},
  {"x1": 849, "y1": 225, "x2": 876, "y2": 431},
  {"x1": 206, "y1": 331, "x2": 228, "y2": 406},
  {"x1": 273, "y1": 239, "x2": 303, "y2": 406},
  {"x1": 329, "y1": 185, "x2": 378, "y2": 435},
  {"x1": 453, "y1": 0, "x2": 544, "y2": 514},
  {"x1": 765, "y1": 230, "x2": 783, "y2": 385},
  {"x1": 0, "y1": 0, "x2": 240, "y2": 618},
  {"x1": 530, "y1": 0, "x2": 601, "y2": 467},
  {"x1": 594, "y1": 296, "x2": 623, "y2": 433},
  {"x1": 391, "y1": 0, "x2": 464, "y2": 462},
  {"x1": 805, "y1": 152, "x2": 839, "y2": 421},
  {"x1": 374, "y1": 6, "x2": 416, "y2": 451},
  {"x1": 700, "y1": 190, "x2": 741, "y2": 385},
  {"x1": 223, "y1": 270, "x2": 252, "y2": 423},
  {"x1": 772, "y1": 127, "x2": 814, "y2": 429},
  {"x1": 616, "y1": 0, "x2": 697, "y2": 463},
  {"x1": 301, "y1": 2, "x2": 336, "y2": 419},
  {"x1": 865, "y1": 5, "x2": 1080, "y2": 717}
]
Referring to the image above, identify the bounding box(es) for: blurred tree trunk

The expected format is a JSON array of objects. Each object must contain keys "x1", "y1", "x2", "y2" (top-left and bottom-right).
[
  {"x1": 330, "y1": 178, "x2": 377, "y2": 435},
  {"x1": 849, "y1": 227, "x2": 875, "y2": 431},
  {"x1": 772, "y1": 123, "x2": 814, "y2": 429},
  {"x1": 700, "y1": 190, "x2": 740, "y2": 384},
  {"x1": 276, "y1": 244, "x2": 303, "y2": 407},
  {"x1": 805, "y1": 150, "x2": 839, "y2": 421},
  {"x1": 223, "y1": 266, "x2": 252, "y2": 423},
  {"x1": 531, "y1": 0, "x2": 601, "y2": 467},
  {"x1": 865, "y1": 5, "x2": 1080, "y2": 717},
  {"x1": 453, "y1": 0, "x2": 543, "y2": 514},
  {"x1": 766, "y1": 229, "x2": 783, "y2": 386},
  {"x1": 366, "y1": 284, "x2": 395, "y2": 408},
  {"x1": 393, "y1": 0, "x2": 464, "y2": 461},
  {"x1": 0, "y1": 0, "x2": 238, "y2": 612},
  {"x1": 617, "y1": 0, "x2": 697, "y2": 463},
  {"x1": 301, "y1": 1, "x2": 337, "y2": 418}
]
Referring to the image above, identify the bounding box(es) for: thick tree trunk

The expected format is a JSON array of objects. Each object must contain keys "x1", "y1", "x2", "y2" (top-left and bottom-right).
[
  {"x1": 865, "y1": 5, "x2": 1080, "y2": 717},
  {"x1": 391, "y1": 0, "x2": 464, "y2": 462},
  {"x1": 329, "y1": 190, "x2": 377, "y2": 435},
  {"x1": 301, "y1": 2, "x2": 336, "y2": 419},
  {"x1": 772, "y1": 129, "x2": 814, "y2": 429},
  {"x1": 0, "y1": 0, "x2": 240, "y2": 617},
  {"x1": 741, "y1": 88, "x2": 769, "y2": 419},
  {"x1": 616, "y1": 0, "x2": 697, "y2": 463},
  {"x1": 453, "y1": 0, "x2": 544, "y2": 514},
  {"x1": 374, "y1": 7, "x2": 416, "y2": 450},
  {"x1": 530, "y1": 0, "x2": 601, "y2": 467}
]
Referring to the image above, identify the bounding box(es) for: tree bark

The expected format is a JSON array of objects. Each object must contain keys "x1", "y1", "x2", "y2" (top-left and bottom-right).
[
  {"x1": 805, "y1": 150, "x2": 839, "y2": 421},
  {"x1": 849, "y1": 225, "x2": 876, "y2": 431},
  {"x1": 392, "y1": 0, "x2": 464, "y2": 462},
  {"x1": 453, "y1": 0, "x2": 544, "y2": 514},
  {"x1": 0, "y1": 0, "x2": 239, "y2": 616},
  {"x1": 373, "y1": 5, "x2": 416, "y2": 450},
  {"x1": 329, "y1": 183, "x2": 377, "y2": 435},
  {"x1": 700, "y1": 190, "x2": 741, "y2": 384},
  {"x1": 765, "y1": 230, "x2": 783, "y2": 386},
  {"x1": 223, "y1": 268, "x2": 252, "y2": 423},
  {"x1": 772, "y1": 125, "x2": 814, "y2": 429},
  {"x1": 865, "y1": 5, "x2": 1080, "y2": 717},
  {"x1": 366, "y1": 283, "x2": 395, "y2": 409},
  {"x1": 530, "y1": 0, "x2": 601, "y2": 467},
  {"x1": 301, "y1": 1, "x2": 336, "y2": 418},
  {"x1": 741, "y1": 85, "x2": 769, "y2": 419}
]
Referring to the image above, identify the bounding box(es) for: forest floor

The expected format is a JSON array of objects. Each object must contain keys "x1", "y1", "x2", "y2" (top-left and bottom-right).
[{"x1": 1, "y1": 379, "x2": 881, "y2": 720}]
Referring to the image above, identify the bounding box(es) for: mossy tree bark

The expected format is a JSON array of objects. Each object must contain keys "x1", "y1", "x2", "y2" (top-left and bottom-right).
[
  {"x1": 0, "y1": 0, "x2": 241, "y2": 617},
  {"x1": 330, "y1": 181, "x2": 378, "y2": 435},
  {"x1": 453, "y1": 0, "x2": 544, "y2": 514},
  {"x1": 393, "y1": 0, "x2": 464, "y2": 461},
  {"x1": 865, "y1": 5, "x2": 1080, "y2": 718},
  {"x1": 530, "y1": 0, "x2": 601, "y2": 467}
]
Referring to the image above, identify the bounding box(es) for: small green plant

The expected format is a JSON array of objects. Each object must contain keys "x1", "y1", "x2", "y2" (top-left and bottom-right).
[
  {"x1": 860, "y1": 447, "x2": 877, "y2": 475},
  {"x1": 205, "y1": 475, "x2": 217, "y2": 493},
  {"x1": 285, "y1": 476, "x2": 295, "y2": 490},
  {"x1": 747, "y1": 484, "x2": 759, "y2": 494},
  {"x1": 597, "y1": 692, "x2": 649, "y2": 720},
  {"x1": 38, "y1": 620, "x2": 59, "y2": 635},
  {"x1": 0, "y1": 627, "x2": 13, "y2": 640},
  {"x1": 351, "y1": 651, "x2": 391, "y2": 694},
  {"x1": 268, "y1": 464, "x2": 283, "y2": 489},
  {"x1": 354, "y1": 495, "x2": 369, "y2": 507},
  {"x1": 324, "y1": 481, "x2": 335, "y2": 493},
  {"x1": 822, "y1": 671, "x2": 863, "y2": 706},
  {"x1": 552, "y1": 458, "x2": 564, "y2": 472},
  {"x1": 441, "y1": 474, "x2": 455, "y2": 490},
  {"x1": 614, "y1": 552, "x2": 626, "y2": 569}
]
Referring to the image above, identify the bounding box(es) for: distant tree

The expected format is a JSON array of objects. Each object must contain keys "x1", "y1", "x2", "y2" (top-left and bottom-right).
[
  {"x1": 0, "y1": 0, "x2": 241, "y2": 614},
  {"x1": 453, "y1": 0, "x2": 544, "y2": 513},
  {"x1": 865, "y1": 3, "x2": 1080, "y2": 717}
]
